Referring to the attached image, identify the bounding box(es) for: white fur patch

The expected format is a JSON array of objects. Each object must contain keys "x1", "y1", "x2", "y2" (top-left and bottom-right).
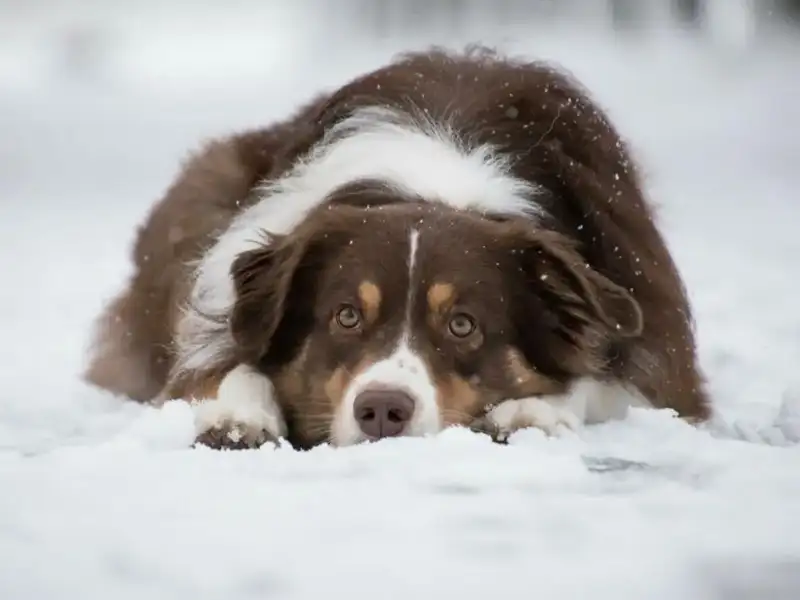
[
  {"x1": 174, "y1": 105, "x2": 542, "y2": 376},
  {"x1": 192, "y1": 364, "x2": 286, "y2": 445},
  {"x1": 487, "y1": 378, "x2": 651, "y2": 439},
  {"x1": 404, "y1": 228, "x2": 420, "y2": 329},
  {"x1": 331, "y1": 340, "x2": 442, "y2": 446},
  {"x1": 407, "y1": 228, "x2": 420, "y2": 280},
  {"x1": 487, "y1": 397, "x2": 582, "y2": 439}
]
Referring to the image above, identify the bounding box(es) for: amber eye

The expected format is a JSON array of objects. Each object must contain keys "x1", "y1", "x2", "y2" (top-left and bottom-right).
[
  {"x1": 335, "y1": 305, "x2": 362, "y2": 329},
  {"x1": 448, "y1": 313, "x2": 476, "y2": 338}
]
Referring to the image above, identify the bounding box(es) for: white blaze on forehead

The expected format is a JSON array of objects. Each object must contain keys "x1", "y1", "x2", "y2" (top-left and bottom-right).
[
  {"x1": 175, "y1": 104, "x2": 543, "y2": 377},
  {"x1": 408, "y1": 228, "x2": 420, "y2": 275},
  {"x1": 404, "y1": 228, "x2": 420, "y2": 332},
  {"x1": 330, "y1": 341, "x2": 442, "y2": 447}
]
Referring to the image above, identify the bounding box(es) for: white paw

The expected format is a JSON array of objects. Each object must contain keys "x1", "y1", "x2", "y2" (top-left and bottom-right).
[
  {"x1": 192, "y1": 364, "x2": 287, "y2": 449},
  {"x1": 485, "y1": 397, "x2": 582, "y2": 441}
]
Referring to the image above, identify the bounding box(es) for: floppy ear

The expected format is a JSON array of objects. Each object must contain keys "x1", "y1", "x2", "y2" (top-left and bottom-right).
[
  {"x1": 513, "y1": 228, "x2": 643, "y2": 359},
  {"x1": 229, "y1": 233, "x2": 322, "y2": 368}
]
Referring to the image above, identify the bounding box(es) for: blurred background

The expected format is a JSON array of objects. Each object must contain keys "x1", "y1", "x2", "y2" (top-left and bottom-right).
[
  {"x1": 2, "y1": 0, "x2": 799, "y2": 204},
  {"x1": 1, "y1": 0, "x2": 798, "y2": 203},
  {"x1": 0, "y1": 0, "x2": 798, "y2": 431},
  {"x1": 2, "y1": 0, "x2": 799, "y2": 90}
]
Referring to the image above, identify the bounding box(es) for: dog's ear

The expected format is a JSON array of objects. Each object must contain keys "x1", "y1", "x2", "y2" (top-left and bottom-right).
[
  {"x1": 509, "y1": 227, "x2": 643, "y2": 375},
  {"x1": 523, "y1": 229, "x2": 643, "y2": 337},
  {"x1": 229, "y1": 231, "x2": 325, "y2": 368}
]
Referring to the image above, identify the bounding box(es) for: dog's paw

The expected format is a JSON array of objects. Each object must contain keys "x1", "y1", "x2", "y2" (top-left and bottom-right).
[
  {"x1": 483, "y1": 397, "x2": 582, "y2": 442},
  {"x1": 191, "y1": 364, "x2": 286, "y2": 451},
  {"x1": 194, "y1": 420, "x2": 280, "y2": 450},
  {"x1": 468, "y1": 414, "x2": 507, "y2": 443}
]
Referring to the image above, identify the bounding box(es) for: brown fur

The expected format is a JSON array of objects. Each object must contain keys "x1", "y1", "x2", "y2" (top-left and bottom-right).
[
  {"x1": 273, "y1": 350, "x2": 379, "y2": 449},
  {"x1": 505, "y1": 348, "x2": 565, "y2": 398},
  {"x1": 436, "y1": 374, "x2": 484, "y2": 427},
  {"x1": 85, "y1": 46, "x2": 710, "y2": 449}
]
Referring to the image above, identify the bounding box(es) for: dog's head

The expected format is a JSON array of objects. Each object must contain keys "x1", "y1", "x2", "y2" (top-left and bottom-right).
[{"x1": 229, "y1": 198, "x2": 642, "y2": 448}]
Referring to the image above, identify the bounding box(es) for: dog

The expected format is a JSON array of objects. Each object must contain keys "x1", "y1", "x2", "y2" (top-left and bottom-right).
[{"x1": 84, "y1": 46, "x2": 711, "y2": 450}]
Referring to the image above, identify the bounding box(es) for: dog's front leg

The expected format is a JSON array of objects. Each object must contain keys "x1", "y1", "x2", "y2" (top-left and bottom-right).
[{"x1": 162, "y1": 364, "x2": 287, "y2": 449}]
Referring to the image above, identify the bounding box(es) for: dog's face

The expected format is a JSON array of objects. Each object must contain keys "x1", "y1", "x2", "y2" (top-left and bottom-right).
[{"x1": 229, "y1": 199, "x2": 642, "y2": 448}]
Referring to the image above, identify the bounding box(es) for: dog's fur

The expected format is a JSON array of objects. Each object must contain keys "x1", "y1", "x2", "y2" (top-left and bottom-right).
[{"x1": 85, "y1": 47, "x2": 710, "y2": 449}]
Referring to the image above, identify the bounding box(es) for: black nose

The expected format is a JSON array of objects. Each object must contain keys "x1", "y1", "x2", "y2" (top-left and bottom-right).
[{"x1": 353, "y1": 389, "x2": 415, "y2": 439}]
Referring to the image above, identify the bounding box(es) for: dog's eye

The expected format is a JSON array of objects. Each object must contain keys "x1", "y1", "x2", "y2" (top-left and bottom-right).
[
  {"x1": 448, "y1": 313, "x2": 476, "y2": 338},
  {"x1": 335, "y1": 305, "x2": 362, "y2": 329}
]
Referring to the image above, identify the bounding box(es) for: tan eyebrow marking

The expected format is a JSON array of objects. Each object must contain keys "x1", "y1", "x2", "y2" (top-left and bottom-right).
[
  {"x1": 358, "y1": 281, "x2": 382, "y2": 324},
  {"x1": 427, "y1": 282, "x2": 456, "y2": 314}
]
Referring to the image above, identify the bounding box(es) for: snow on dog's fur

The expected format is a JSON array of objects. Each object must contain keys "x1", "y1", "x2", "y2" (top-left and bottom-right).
[{"x1": 85, "y1": 47, "x2": 710, "y2": 449}]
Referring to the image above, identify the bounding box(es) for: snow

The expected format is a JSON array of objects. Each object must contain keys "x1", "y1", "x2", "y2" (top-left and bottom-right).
[{"x1": 2, "y1": 16, "x2": 800, "y2": 600}]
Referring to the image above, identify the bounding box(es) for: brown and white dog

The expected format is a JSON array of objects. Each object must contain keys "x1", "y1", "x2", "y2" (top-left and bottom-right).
[{"x1": 84, "y1": 47, "x2": 710, "y2": 450}]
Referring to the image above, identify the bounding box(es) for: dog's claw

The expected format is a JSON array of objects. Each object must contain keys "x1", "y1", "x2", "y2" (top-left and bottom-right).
[{"x1": 468, "y1": 416, "x2": 509, "y2": 444}]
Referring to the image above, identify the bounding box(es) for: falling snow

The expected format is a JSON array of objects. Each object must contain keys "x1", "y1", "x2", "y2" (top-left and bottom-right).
[{"x1": 1, "y1": 21, "x2": 800, "y2": 600}]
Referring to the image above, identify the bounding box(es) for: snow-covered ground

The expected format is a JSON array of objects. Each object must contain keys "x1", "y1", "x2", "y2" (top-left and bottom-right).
[{"x1": 1, "y1": 16, "x2": 800, "y2": 600}]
